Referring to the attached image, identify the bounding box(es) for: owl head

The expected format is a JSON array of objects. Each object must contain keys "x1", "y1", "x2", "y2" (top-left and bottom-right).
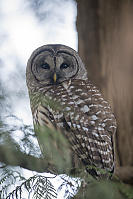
[{"x1": 26, "y1": 44, "x2": 87, "y2": 88}]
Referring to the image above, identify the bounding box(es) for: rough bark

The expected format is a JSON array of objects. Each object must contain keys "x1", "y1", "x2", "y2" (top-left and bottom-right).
[{"x1": 76, "y1": 0, "x2": 133, "y2": 175}]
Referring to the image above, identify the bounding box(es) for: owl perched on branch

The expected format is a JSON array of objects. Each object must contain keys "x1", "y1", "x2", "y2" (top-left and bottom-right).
[{"x1": 26, "y1": 44, "x2": 116, "y2": 178}]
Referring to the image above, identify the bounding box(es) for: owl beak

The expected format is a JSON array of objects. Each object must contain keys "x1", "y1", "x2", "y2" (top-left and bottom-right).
[{"x1": 53, "y1": 73, "x2": 57, "y2": 83}]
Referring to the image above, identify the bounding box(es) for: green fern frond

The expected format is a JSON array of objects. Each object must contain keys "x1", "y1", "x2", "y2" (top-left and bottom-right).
[
  {"x1": 0, "y1": 168, "x2": 25, "y2": 199},
  {"x1": 6, "y1": 175, "x2": 57, "y2": 199},
  {"x1": 33, "y1": 176, "x2": 57, "y2": 199}
]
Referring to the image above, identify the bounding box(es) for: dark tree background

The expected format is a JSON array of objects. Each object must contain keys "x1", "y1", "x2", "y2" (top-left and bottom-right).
[{"x1": 76, "y1": 0, "x2": 133, "y2": 183}]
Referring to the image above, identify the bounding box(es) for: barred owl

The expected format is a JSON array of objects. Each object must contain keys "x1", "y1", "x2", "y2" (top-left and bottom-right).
[{"x1": 26, "y1": 44, "x2": 116, "y2": 178}]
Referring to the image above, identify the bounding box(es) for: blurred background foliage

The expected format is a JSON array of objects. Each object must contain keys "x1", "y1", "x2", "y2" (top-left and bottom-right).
[{"x1": 0, "y1": 0, "x2": 133, "y2": 198}]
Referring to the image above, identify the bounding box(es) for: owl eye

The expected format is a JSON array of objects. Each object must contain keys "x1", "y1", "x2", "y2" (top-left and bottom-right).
[
  {"x1": 40, "y1": 62, "x2": 50, "y2": 70},
  {"x1": 60, "y1": 63, "x2": 69, "y2": 70}
]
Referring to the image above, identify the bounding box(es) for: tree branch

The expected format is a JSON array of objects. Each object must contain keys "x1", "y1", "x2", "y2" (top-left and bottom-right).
[
  {"x1": 0, "y1": 144, "x2": 51, "y2": 173},
  {"x1": 1, "y1": 144, "x2": 133, "y2": 185}
]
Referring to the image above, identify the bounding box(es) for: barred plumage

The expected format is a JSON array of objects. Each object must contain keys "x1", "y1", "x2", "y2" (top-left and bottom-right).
[{"x1": 26, "y1": 44, "x2": 117, "y2": 178}]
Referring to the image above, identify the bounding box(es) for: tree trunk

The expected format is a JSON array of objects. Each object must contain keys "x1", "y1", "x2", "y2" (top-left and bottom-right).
[{"x1": 76, "y1": 0, "x2": 133, "y2": 176}]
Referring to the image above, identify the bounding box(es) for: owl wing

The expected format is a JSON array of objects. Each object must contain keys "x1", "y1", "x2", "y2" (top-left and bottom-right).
[{"x1": 56, "y1": 80, "x2": 117, "y2": 173}]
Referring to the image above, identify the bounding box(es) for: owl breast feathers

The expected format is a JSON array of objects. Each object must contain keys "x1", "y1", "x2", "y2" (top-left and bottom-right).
[{"x1": 26, "y1": 44, "x2": 117, "y2": 177}]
